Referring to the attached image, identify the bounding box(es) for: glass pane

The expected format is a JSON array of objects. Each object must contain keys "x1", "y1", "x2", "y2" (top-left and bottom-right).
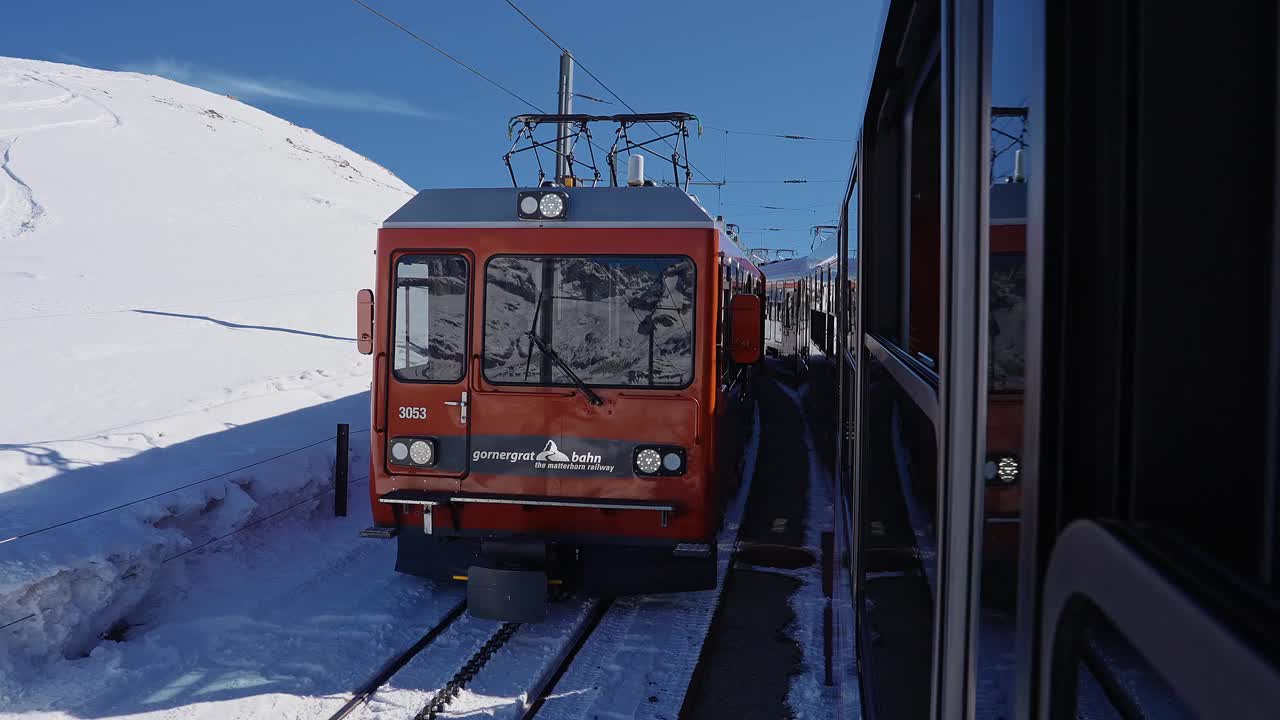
[
  {"x1": 907, "y1": 66, "x2": 942, "y2": 372},
  {"x1": 393, "y1": 255, "x2": 468, "y2": 382},
  {"x1": 484, "y1": 255, "x2": 696, "y2": 387},
  {"x1": 977, "y1": 0, "x2": 1032, "y2": 716},
  {"x1": 989, "y1": 252, "x2": 1027, "y2": 392}
]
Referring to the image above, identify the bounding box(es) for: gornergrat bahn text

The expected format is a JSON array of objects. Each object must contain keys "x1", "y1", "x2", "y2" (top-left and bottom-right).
[{"x1": 355, "y1": 137, "x2": 765, "y2": 621}]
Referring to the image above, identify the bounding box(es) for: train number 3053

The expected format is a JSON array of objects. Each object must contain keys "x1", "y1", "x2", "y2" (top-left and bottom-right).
[{"x1": 398, "y1": 406, "x2": 428, "y2": 420}]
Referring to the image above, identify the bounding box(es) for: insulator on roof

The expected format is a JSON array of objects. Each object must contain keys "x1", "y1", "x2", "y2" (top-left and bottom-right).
[{"x1": 628, "y1": 154, "x2": 645, "y2": 187}]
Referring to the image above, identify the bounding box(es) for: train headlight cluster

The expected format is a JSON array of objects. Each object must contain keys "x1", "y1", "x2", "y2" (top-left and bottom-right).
[
  {"x1": 663, "y1": 452, "x2": 683, "y2": 472},
  {"x1": 635, "y1": 449, "x2": 662, "y2": 474},
  {"x1": 984, "y1": 454, "x2": 1020, "y2": 485},
  {"x1": 634, "y1": 445, "x2": 686, "y2": 476},
  {"x1": 538, "y1": 193, "x2": 564, "y2": 218},
  {"x1": 390, "y1": 437, "x2": 437, "y2": 468},
  {"x1": 517, "y1": 190, "x2": 569, "y2": 220}
]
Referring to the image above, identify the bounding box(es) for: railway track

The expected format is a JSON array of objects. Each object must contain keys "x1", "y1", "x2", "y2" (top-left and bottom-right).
[
  {"x1": 327, "y1": 599, "x2": 468, "y2": 720},
  {"x1": 326, "y1": 595, "x2": 614, "y2": 720}
]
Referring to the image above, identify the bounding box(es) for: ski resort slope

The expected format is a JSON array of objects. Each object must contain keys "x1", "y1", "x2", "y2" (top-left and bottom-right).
[{"x1": 0, "y1": 56, "x2": 410, "y2": 681}]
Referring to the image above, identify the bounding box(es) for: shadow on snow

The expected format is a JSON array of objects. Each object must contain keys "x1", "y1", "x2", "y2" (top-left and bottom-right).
[
  {"x1": 0, "y1": 392, "x2": 471, "y2": 717},
  {"x1": 0, "y1": 393, "x2": 369, "y2": 540},
  {"x1": 132, "y1": 309, "x2": 355, "y2": 342}
]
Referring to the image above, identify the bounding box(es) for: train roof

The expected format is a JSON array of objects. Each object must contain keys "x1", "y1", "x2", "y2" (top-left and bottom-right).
[
  {"x1": 383, "y1": 186, "x2": 716, "y2": 229},
  {"x1": 718, "y1": 230, "x2": 764, "y2": 277},
  {"x1": 991, "y1": 181, "x2": 1027, "y2": 223}
]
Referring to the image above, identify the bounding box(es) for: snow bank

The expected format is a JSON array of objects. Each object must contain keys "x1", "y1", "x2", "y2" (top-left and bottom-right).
[{"x1": 0, "y1": 56, "x2": 410, "y2": 679}]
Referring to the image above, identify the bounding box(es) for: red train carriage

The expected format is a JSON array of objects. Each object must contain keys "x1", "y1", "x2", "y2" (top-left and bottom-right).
[
  {"x1": 981, "y1": 179, "x2": 1027, "y2": 600},
  {"x1": 355, "y1": 185, "x2": 763, "y2": 622}
]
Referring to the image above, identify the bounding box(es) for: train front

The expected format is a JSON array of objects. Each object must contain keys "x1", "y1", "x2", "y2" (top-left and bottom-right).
[{"x1": 355, "y1": 186, "x2": 722, "y2": 622}]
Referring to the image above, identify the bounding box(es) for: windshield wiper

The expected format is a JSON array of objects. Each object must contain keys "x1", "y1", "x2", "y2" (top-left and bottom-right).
[{"x1": 524, "y1": 331, "x2": 604, "y2": 406}]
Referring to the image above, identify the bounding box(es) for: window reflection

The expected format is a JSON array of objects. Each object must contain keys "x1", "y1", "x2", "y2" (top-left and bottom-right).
[
  {"x1": 393, "y1": 255, "x2": 468, "y2": 383},
  {"x1": 483, "y1": 255, "x2": 696, "y2": 387},
  {"x1": 976, "y1": 0, "x2": 1032, "y2": 718}
]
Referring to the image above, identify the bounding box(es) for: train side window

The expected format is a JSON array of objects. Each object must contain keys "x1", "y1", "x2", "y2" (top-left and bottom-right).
[
  {"x1": 392, "y1": 255, "x2": 469, "y2": 383},
  {"x1": 864, "y1": 101, "x2": 903, "y2": 345},
  {"x1": 906, "y1": 65, "x2": 941, "y2": 371},
  {"x1": 718, "y1": 261, "x2": 730, "y2": 379}
]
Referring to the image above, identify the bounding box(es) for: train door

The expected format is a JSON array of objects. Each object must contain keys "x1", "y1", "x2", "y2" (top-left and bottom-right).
[
  {"x1": 385, "y1": 252, "x2": 472, "y2": 482},
  {"x1": 782, "y1": 286, "x2": 798, "y2": 357}
]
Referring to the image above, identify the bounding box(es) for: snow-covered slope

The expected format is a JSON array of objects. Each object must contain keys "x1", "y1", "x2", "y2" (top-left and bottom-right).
[{"x1": 0, "y1": 57, "x2": 410, "y2": 679}]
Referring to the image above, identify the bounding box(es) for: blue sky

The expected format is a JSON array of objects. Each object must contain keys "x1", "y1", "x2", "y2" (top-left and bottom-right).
[{"x1": 5, "y1": 1, "x2": 885, "y2": 253}]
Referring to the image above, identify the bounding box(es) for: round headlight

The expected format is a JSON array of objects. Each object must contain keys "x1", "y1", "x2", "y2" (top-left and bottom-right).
[
  {"x1": 997, "y1": 456, "x2": 1019, "y2": 484},
  {"x1": 519, "y1": 195, "x2": 539, "y2": 215},
  {"x1": 390, "y1": 441, "x2": 409, "y2": 462},
  {"x1": 983, "y1": 460, "x2": 997, "y2": 481},
  {"x1": 662, "y1": 452, "x2": 683, "y2": 472},
  {"x1": 635, "y1": 448, "x2": 661, "y2": 474},
  {"x1": 538, "y1": 193, "x2": 564, "y2": 218},
  {"x1": 409, "y1": 440, "x2": 434, "y2": 466}
]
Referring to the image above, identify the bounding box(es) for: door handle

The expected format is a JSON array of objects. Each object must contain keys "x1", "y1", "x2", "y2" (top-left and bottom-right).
[
  {"x1": 444, "y1": 391, "x2": 468, "y2": 425},
  {"x1": 373, "y1": 353, "x2": 387, "y2": 433}
]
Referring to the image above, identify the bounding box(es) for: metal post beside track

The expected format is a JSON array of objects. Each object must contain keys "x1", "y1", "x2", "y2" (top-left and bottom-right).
[
  {"x1": 822, "y1": 529, "x2": 834, "y2": 686},
  {"x1": 335, "y1": 423, "x2": 350, "y2": 517}
]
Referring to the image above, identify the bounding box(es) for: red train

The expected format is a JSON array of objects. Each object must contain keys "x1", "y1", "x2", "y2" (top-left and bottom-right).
[{"x1": 355, "y1": 172, "x2": 763, "y2": 621}]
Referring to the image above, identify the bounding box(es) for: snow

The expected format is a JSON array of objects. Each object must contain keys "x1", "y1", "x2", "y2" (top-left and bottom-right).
[
  {"x1": 533, "y1": 405, "x2": 762, "y2": 720},
  {"x1": 0, "y1": 56, "x2": 412, "y2": 684},
  {"x1": 353, "y1": 599, "x2": 600, "y2": 719},
  {"x1": 771, "y1": 380, "x2": 859, "y2": 720},
  {"x1": 2, "y1": 479, "x2": 468, "y2": 719}
]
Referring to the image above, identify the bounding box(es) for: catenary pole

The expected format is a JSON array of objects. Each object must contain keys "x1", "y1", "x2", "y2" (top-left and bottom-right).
[{"x1": 555, "y1": 51, "x2": 574, "y2": 184}]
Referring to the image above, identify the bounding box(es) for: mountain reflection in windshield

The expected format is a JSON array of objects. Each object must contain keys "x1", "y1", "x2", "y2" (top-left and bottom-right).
[{"x1": 484, "y1": 255, "x2": 696, "y2": 387}]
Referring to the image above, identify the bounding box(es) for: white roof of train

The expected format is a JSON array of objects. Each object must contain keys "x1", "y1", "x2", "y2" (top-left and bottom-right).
[{"x1": 759, "y1": 231, "x2": 855, "y2": 282}]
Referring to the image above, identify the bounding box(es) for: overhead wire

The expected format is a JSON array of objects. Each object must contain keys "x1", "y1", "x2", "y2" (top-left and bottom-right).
[
  {"x1": 691, "y1": 179, "x2": 844, "y2": 185},
  {"x1": 723, "y1": 201, "x2": 834, "y2": 211},
  {"x1": 351, "y1": 0, "x2": 626, "y2": 185},
  {"x1": 351, "y1": 1, "x2": 837, "y2": 196},
  {"x1": 348, "y1": 0, "x2": 540, "y2": 112},
  {"x1": 706, "y1": 126, "x2": 854, "y2": 143},
  {"x1": 500, "y1": 0, "x2": 719, "y2": 187},
  {"x1": 573, "y1": 92, "x2": 614, "y2": 105}
]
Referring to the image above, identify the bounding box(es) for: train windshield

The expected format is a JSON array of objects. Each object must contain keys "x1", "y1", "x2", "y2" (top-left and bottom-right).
[
  {"x1": 989, "y1": 252, "x2": 1026, "y2": 392},
  {"x1": 484, "y1": 255, "x2": 696, "y2": 388}
]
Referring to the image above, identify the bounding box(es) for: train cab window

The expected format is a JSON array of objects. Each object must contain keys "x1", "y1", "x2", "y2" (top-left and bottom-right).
[
  {"x1": 988, "y1": 251, "x2": 1026, "y2": 393},
  {"x1": 392, "y1": 255, "x2": 468, "y2": 383},
  {"x1": 482, "y1": 255, "x2": 696, "y2": 388}
]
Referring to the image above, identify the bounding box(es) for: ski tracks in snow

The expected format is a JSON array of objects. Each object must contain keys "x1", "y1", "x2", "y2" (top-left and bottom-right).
[
  {"x1": 0, "y1": 70, "x2": 120, "y2": 239},
  {"x1": 0, "y1": 136, "x2": 42, "y2": 239}
]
